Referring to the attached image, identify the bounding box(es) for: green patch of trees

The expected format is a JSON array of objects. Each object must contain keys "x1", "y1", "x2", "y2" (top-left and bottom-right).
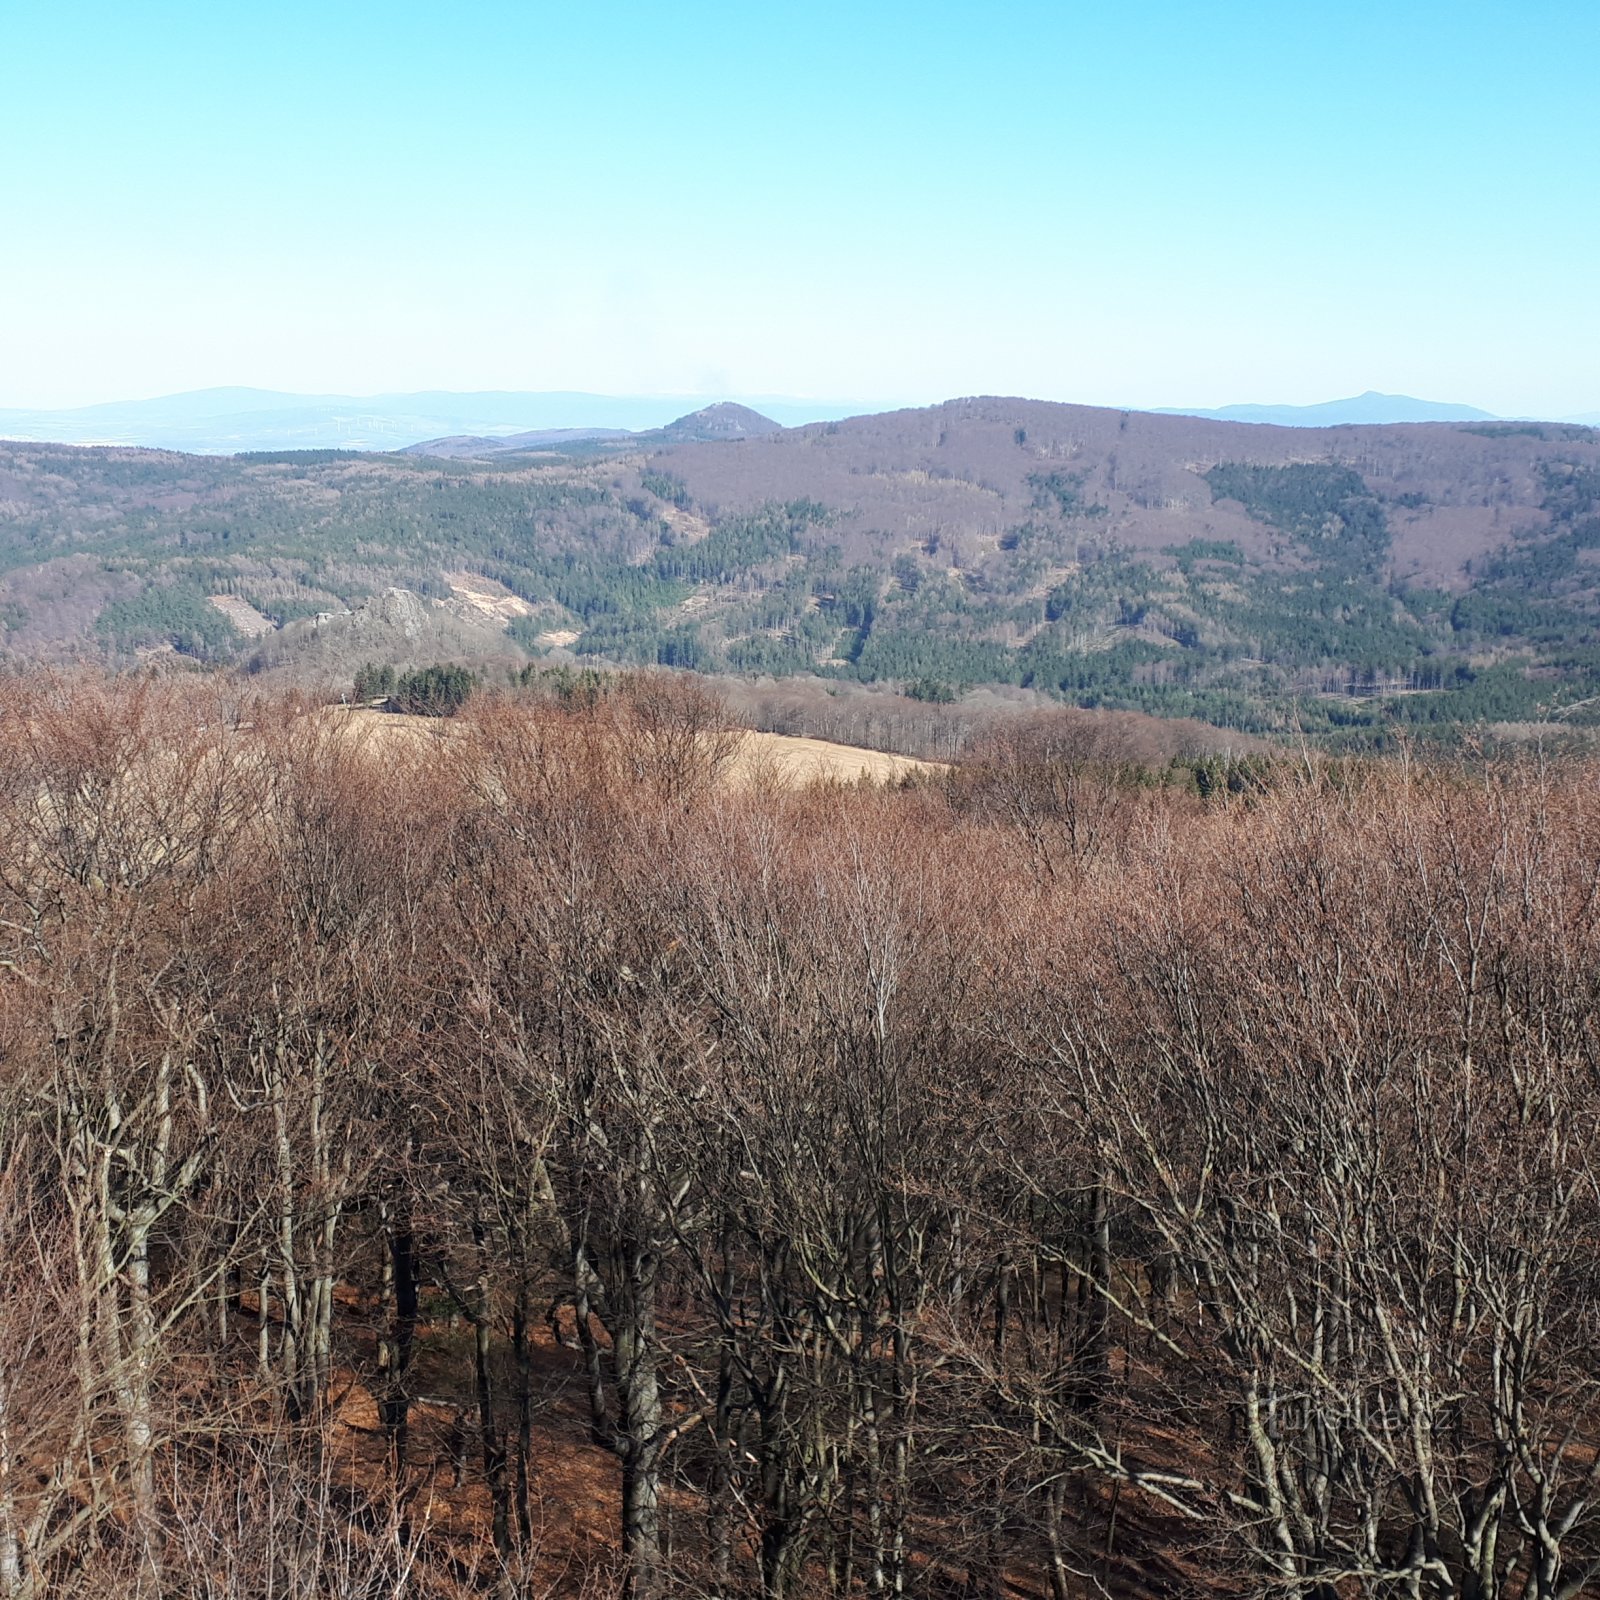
[
  {"x1": 1028, "y1": 471, "x2": 1109, "y2": 519},
  {"x1": 1166, "y1": 537, "x2": 1246, "y2": 571},
  {"x1": 352, "y1": 662, "x2": 398, "y2": 701},
  {"x1": 640, "y1": 470, "x2": 690, "y2": 507},
  {"x1": 95, "y1": 585, "x2": 239, "y2": 659},
  {"x1": 234, "y1": 449, "x2": 367, "y2": 465},
  {"x1": 652, "y1": 502, "x2": 827, "y2": 584},
  {"x1": 393, "y1": 663, "x2": 477, "y2": 716},
  {"x1": 1207, "y1": 462, "x2": 1389, "y2": 570}
]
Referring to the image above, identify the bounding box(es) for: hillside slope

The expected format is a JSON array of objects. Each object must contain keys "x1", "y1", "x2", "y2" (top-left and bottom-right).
[
  {"x1": 3, "y1": 398, "x2": 1599, "y2": 735},
  {"x1": 404, "y1": 402, "x2": 785, "y2": 458}
]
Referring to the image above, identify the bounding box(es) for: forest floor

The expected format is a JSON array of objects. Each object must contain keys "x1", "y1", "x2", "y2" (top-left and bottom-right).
[
  {"x1": 321, "y1": 1308, "x2": 624, "y2": 1595},
  {"x1": 299, "y1": 1296, "x2": 1194, "y2": 1600}
]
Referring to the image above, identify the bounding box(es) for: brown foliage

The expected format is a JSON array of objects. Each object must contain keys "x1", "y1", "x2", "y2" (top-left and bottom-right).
[{"x1": 3, "y1": 674, "x2": 1600, "y2": 1598}]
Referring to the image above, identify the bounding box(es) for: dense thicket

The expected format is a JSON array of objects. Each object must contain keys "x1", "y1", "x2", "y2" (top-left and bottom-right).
[{"x1": 3, "y1": 673, "x2": 1600, "y2": 1599}]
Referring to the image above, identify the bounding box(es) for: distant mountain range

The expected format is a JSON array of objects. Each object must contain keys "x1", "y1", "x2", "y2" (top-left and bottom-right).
[
  {"x1": 1157, "y1": 391, "x2": 1600, "y2": 429},
  {"x1": 403, "y1": 402, "x2": 785, "y2": 459},
  {"x1": 1156, "y1": 391, "x2": 1498, "y2": 426},
  {"x1": 3, "y1": 386, "x2": 1596, "y2": 455},
  {"x1": 0, "y1": 388, "x2": 867, "y2": 454}
]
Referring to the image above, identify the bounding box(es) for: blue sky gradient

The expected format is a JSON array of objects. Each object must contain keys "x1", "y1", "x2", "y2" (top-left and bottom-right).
[{"x1": 5, "y1": 1, "x2": 1596, "y2": 414}]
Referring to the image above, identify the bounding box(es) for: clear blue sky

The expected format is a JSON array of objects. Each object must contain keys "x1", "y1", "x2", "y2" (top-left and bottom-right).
[{"x1": 4, "y1": 0, "x2": 1597, "y2": 415}]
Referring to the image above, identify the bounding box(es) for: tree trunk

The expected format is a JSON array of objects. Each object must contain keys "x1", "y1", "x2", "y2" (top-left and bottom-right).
[
  {"x1": 616, "y1": 1254, "x2": 663, "y2": 1600},
  {"x1": 0, "y1": 1364, "x2": 21, "y2": 1598},
  {"x1": 470, "y1": 1225, "x2": 512, "y2": 1561},
  {"x1": 121, "y1": 1210, "x2": 162, "y2": 1591},
  {"x1": 379, "y1": 1202, "x2": 418, "y2": 1466},
  {"x1": 512, "y1": 1288, "x2": 534, "y2": 1548}
]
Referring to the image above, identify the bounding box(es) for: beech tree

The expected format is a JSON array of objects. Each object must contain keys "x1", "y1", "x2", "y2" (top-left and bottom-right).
[{"x1": 2, "y1": 673, "x2": 1599, "y2": 1598}]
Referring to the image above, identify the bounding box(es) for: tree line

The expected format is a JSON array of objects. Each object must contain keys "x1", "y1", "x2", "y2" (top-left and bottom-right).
[{"x1": 2, "y1": 671, "x2": 1600, "y2": 1599}]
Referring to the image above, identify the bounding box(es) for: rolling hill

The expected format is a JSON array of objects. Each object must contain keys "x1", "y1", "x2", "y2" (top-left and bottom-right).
[
  {"x1": 4, "y1": 397, "x2": 1600, "y2": 739},
  {"x1": 401, "y1": 402, "x2": 784, "y2": 459}
]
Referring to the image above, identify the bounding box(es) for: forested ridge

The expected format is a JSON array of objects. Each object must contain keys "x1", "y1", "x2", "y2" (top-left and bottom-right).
[
  {"x1": 4, "y1": 398, "x2": 1600, "y2": 739},
  {"x1": 3, "y1": 672, "x2": 1600, "y2": 1597}
]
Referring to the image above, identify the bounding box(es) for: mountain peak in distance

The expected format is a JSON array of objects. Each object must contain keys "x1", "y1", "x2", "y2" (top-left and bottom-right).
[
  {"x1": 1158, "y1": 391, "x2": 1497, "y2": 427},
  {"x1": 657, "y1": 402, "x2": 783, "y2": 441},
  {"x1": 403, "y1": 402, "x2": 786, "y2": 459}
]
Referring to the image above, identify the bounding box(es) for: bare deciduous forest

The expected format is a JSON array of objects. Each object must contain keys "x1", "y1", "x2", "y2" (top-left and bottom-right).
[{"x1": 4, "y1": 671, "x2": 1600, "y2": 1599}]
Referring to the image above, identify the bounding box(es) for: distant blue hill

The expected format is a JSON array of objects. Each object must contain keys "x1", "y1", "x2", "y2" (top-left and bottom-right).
[
  {"x1": 1156, "y1": 390, "x2": 1497, "y2": 427},
  {"x1": 0, "y1": 388, "x2": 876, "y2": 454},
  {"x1": 6, "y1": 386, "x2": 1589, "y2": 453}
]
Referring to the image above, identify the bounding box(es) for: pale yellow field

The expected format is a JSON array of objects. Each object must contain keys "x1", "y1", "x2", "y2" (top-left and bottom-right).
[
  {"x1": 729, "y1": 730, "x2": 935, "y2": 786},
  {"x1": 335, "y1": 707, "x2": 940, "y2": 787}
]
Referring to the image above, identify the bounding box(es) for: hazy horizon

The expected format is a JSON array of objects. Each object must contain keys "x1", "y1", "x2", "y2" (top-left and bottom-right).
[
  {"x1": 2, "y1": 382, "x2": 1594, "y2": 433},
  {"x1": 3, "y1": 384, "x2": 1598, "y2": 457},
  {"x1": 3, "y1": 2, "x2": 1596, "y2": 420}
]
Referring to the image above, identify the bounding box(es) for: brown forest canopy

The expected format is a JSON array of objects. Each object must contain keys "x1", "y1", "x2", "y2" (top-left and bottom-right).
[{"x1": 3, "y1": 671, "x2": 1600, "y2": 1598}]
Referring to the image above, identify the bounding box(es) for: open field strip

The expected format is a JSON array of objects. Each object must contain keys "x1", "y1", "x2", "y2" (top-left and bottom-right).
[{"x1": 338, "y1": 705, "x2": 941, "y2": 786}]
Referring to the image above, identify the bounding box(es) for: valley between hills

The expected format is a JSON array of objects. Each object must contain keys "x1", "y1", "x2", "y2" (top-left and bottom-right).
[{"x1": 4, "y1": 396, "x2": 1600, "y2": 742}]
